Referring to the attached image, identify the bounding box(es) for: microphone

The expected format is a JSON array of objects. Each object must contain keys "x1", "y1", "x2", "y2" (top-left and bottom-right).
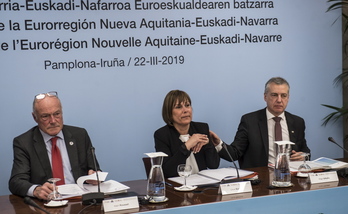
[
  {"x1": 221, "y1": 143, "x2": 242, "y2": 183},
  {"x1": 328, "y1": 137, "x2": 348, "y2": 178},
  {"x1": 24, "y1": 197, "x2": 50, "y2": 214},
  {"x1": 82, "y1": 146, "x2": 104, "y2": 205},
  {"x1": 328, "y1": 137, "x2": 348, "y2": 153}
]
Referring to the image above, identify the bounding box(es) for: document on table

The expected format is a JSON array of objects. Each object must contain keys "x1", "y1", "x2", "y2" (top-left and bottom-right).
[
  {"x1": 290, "y1": 157, "x2": 348, "y2": 172},
  {"x1": 57, "y1": 172, "x2": 129, "y2": 198},
  {"x1": 168, "y1": 167, "x2": 255, "y2": 186}
]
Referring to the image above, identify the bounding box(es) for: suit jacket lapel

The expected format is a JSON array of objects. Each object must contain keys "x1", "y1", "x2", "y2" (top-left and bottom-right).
[
  {"x1": 62, "y1": 127, "x2": 79, "y2": 181},
  {"x1": 285, "y1": 112, "x2": 298, "y2": 150},
  {"x1": 33, "y1": 127, "x2": 52, "y2": 178},
  {"x1": 259, "y1": 108, "x2": 269, "y2": 155}
]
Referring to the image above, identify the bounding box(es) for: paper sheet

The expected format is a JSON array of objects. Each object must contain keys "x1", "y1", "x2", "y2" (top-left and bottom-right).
[
  {"x1": 144, "y1": 152, "x2": 168, "y2": 158},
  {"x1": 57, "y1": 172, "x2": 129, "y2": 196},
  {"x1": 76, "y1": 171, "x2": 108, "y2": 188},
  {"x1": 169, "y1": 167, "x2": 255, "y2": 186}
]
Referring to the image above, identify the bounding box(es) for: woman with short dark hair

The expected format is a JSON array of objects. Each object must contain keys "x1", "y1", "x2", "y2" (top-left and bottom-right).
[{"x1": 154, "y1": 90, "x2": 220, "y2": 178}]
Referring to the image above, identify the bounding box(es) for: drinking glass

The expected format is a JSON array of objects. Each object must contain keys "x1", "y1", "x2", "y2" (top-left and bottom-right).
[
  {"x1": 47, "y1": 178, "x2": 61, "y2": 201},
  {"x1": 176, "y1": 164, "x2": 193, "y2": 190},
  {"x1": 297, "y1": 153, "x2": 311, "y2": 177}
]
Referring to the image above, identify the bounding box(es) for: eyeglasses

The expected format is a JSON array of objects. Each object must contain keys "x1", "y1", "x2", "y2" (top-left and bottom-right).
[{"x1": 35, "y1": 91, "x2": 58, "y2": 100}]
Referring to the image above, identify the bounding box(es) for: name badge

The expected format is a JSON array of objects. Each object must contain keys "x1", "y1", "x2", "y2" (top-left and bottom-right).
[
  {"x1": 218, "y1": 181, "x2": 252, "y2": 195},
  {"x1": 309, "y1": 171, "x2": 338, "y2": 184},
  {"x1": 221, "y1": 192, "x2": 253, "y2": 201},
  {"x1": 102, "y1": 196, "x2": 139, "y2": 213},
  {"x1": 310, "y1": 181, "x2": 338, "y2": 190}
]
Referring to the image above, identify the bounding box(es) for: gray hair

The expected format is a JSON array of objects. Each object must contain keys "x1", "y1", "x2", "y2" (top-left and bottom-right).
[
  {"x1": 32, "y1": 95, "x2": 62, "y2": 114},
  {"x1": 264, "y1": 77, "x2": 290, "y2": 94}
]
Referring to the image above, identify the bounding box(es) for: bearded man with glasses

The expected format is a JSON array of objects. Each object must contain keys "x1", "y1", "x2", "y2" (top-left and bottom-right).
[{"x1": 9, "y1": 91, "x2": 101, "y2": 200}]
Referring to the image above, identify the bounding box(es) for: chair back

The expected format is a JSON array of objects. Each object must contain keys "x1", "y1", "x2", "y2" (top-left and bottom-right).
[{"x1": 142, "y1": 157, "x2": 152, "y2": 178}]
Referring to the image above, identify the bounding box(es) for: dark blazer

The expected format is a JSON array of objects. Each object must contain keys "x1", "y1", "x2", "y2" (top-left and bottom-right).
[
  {"x1": 219, "y1": 108, "x2": 310, "y2": 169},
  {"x1": 9, "y1": 125, "x2": 100, "y2": 197},
  {"x1": 154, "y1": 122, "x2": 220, "y2": 178}
]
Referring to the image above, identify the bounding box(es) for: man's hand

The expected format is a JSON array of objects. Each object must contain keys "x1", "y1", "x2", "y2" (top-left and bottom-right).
[
  {"x1": 290, "y1": 150, "x2": 305, "y2": 161},
  {"x1": 33, "y1": 182, "x2": 54, "y2": 200},
  {"x1": 86, "y1": 169, "x2": 100, "y2": 185},
  {"x1": 209, "y1": 131, "x2": 221, "y2": 146}
]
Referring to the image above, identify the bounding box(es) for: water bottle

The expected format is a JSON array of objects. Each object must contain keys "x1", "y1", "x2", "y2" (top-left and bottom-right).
[
  {"x1": 272, "y1": 141, "x2": 294, "y2": 187},
  {"x1": 147, "y1": 156, "x2": 166, "y2": 202}
]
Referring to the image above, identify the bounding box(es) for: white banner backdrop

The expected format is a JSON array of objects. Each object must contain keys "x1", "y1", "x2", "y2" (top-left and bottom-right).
[{"x1": 0, "y1": 0, "x2": 342, "y2": 195}]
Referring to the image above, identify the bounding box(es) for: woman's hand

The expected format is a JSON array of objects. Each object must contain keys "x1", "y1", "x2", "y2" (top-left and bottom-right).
[{"x1": 186, "y1": 134, "x2": 209, "y2": 153}]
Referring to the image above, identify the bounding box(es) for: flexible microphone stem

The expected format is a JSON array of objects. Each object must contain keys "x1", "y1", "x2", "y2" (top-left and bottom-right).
[
  {"x1": 328, "y1": 137, "x2": 348, "y2": 178},
  {"x1": 91, "y1": 146, "x2": 101, "y2": 193},
  {"x1": 222, "y1": 143, "x2": 241, "y2": 182},
  {"x1": 328, "y1": 137, "x2": 348, "y2": 153},
  {"x1": 82, "y1": 146, "x2": 104, "y2": 205},
  {"x1": 24, "y1": 197, "x2": 51, "y2": 214}
]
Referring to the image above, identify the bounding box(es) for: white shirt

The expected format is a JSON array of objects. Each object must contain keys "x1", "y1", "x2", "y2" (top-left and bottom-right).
[
  {"x1": 179, "y1": 134, "x2": 199, "y2": 175},
  {"x1": 266, "y1": 108, "x2": 290, "y2": 166}
]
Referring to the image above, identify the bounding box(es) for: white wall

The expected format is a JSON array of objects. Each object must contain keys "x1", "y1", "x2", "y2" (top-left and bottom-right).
[{"x1": 0, "y1": 0, "x2": 343, "y2": 196}]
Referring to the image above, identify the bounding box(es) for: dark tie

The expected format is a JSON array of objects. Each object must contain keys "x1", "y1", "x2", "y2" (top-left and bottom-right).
[
  {"x1": 273, "y1": 117, "x2": 282, "y2": 141},
  {"x1": 51, "y1": 137, "x2": 65, "y2": 185}
]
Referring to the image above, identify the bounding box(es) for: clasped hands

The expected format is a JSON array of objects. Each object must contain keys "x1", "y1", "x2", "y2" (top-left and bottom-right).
[{"x1": 185, "y1": 134, "x2": 209, "y2": 154}]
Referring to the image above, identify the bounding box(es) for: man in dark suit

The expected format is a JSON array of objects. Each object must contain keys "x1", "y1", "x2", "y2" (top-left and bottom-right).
[
  {"x1": 211, "y1": 77, "x2": 310, "y2": 169},
  {"x1": 9, "y1": 91, "x2": 100, "y2": 200}
]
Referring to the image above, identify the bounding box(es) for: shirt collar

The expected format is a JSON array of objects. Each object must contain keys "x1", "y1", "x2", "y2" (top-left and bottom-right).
[
  {"x1": 266, "y1": 108, "x2": 285, "y2": 121},
  {"x1": 39, "y1": 129, "x2": 64, "y2": 143}
]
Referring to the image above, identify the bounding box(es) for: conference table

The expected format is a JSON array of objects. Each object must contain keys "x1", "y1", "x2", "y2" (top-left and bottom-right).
[{"x1": 2, "y1": 163, "x2": 348, "y2": 214}]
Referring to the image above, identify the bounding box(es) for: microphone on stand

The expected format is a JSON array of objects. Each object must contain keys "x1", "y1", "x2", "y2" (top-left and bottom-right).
[
  {"x1": 328, "y1": 137, "x2": 348, "y2": 178},
  {"x1": 82, "y1": 146, "x2": 104, "y2": 205},
  {"x1": 24, "y1": 197, "x2": 51, "y2": 214},
  {"x1": 221, "y1": 143, "x2": 242, "y2": 183},
  {"x1": 328, "y1": 137, "x2": 348, "y2": 153}
]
